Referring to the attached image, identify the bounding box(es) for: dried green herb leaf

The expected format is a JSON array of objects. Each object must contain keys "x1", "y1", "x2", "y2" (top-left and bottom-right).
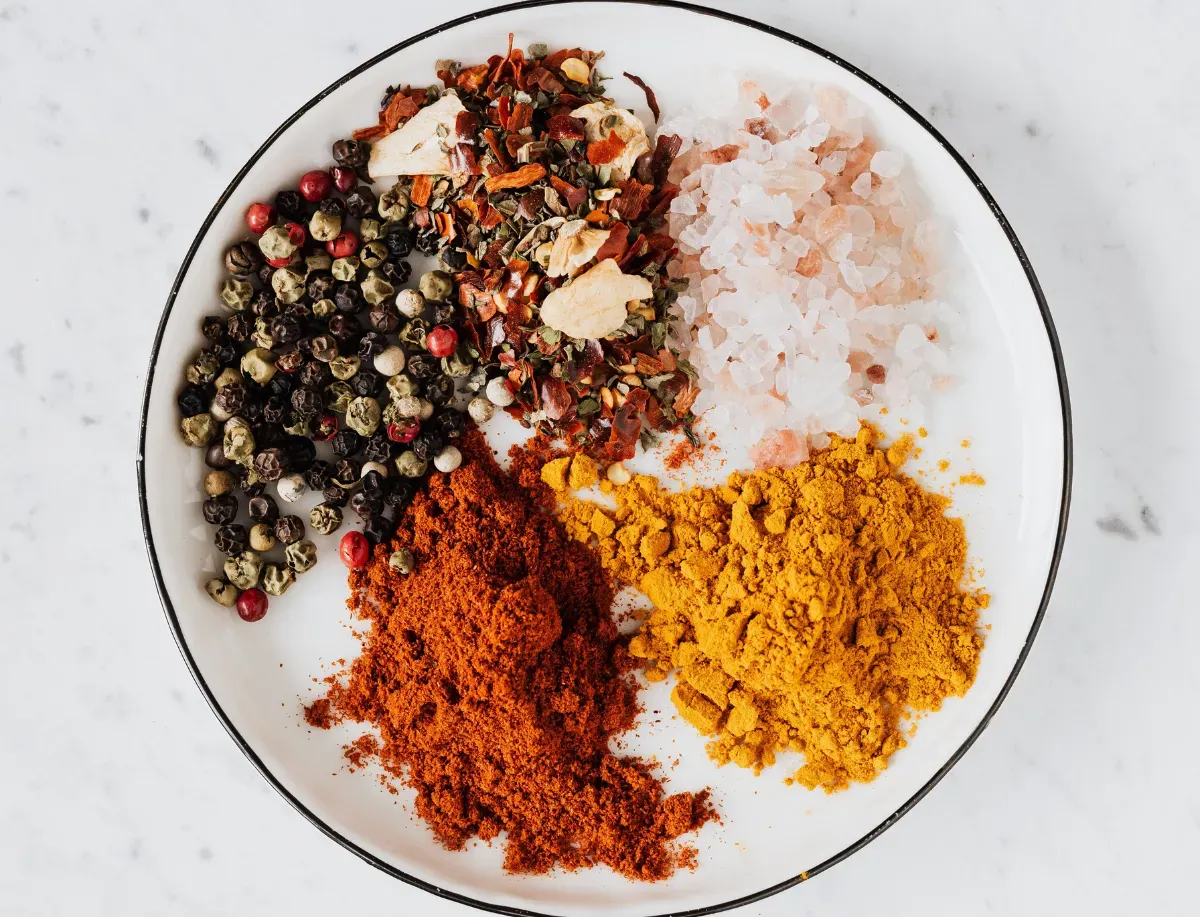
[
  {"x1": 650, "y1": 322, "x2": 666, "y2": 350},
  {"x1": 576, "y1": 396, "x2": 600, "y2": 416}
]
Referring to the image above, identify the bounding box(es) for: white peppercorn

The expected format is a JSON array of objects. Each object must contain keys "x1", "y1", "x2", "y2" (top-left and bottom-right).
[
  {"x1": 394, "y1": 395, "x2": 422, "y2": 418},
  {"x1": 346, "y1": 397, "x2": 381, "y2": 436},
  {"x1": 373, "y1": 345, "x2": 406, "y2": 377},
  {"x1": 276, "y1": 473, "x2": 306, "y2": 503},
  {"x1": 417, "y1": 398, "x2": 434, "y2": 422},
  {"x1": 224, "y1": 551, "x2": 263, "y2": 590},
  {"x1": 395, "y1": 289, "x2": 425, "y2": 318},
  {"x1": 359, "y1": 218, "x2": 382, "y2": 242},
  {"x1": 220, "y1": 278, "x2": 254, "y2": 311},
  {"x1": 329, "y1": 355, "x2": 360, "y2": 380},
  {"x1": 467, "y1": 397, "x2": 494, "y2": 424},
  {"x1": 285, "y1": 540, "x2": 318, "y2": 574},
  {"x1": 485, "y1": 377, "x2": 515, "y2": 407},
  {"x1": 331, "y1": 256, "x2": 360, "y2": 281},
  {"x1": 388, "y1": 548, "x2": 415, "y2": 574},
  {"x1": 258, "y1": 225, "x2": 298, "y2": 261},
  {"x1": 205, "y1": 578, "x2": 239, "y2": 607},
  {"x1": 395, "y1": 450, "x2": 427, "y2": 478},
  {"x1": 271, "y1": 267, "x2": 306, "y2": 304},
  {"x1": 181, "y1": 413, "x2": 218, "y2": 447},
  {"x1": 249, "y1": 523, "x2": 276, "y2": 552},
  {"x1": 240, "y1": 348, "x2": 277, "y2": 384},
  {"x1": 361, "y1": 270, "x2": 394, "y2": 306},
  {"x1": 310, "y1": 502, "x2": 343, "y2": 535},
  {"x1": 261, "y1": 563, "x2": 295, "y2": 596},
  {"x1": 418, "y1": 270, "x2": 453, "y2": 302},
  {"x1": 204, "y1": 469, "x2": 235, "y2": 496},
  {"x1": 308, "y1": 209, "x2": 342, "y2": 242},
  {"x1": 433, "y1": 445, "x2": 462, "y2": 473},
  {"x1": 222, "y1": 418, "x2": 255, "y2": 464}
]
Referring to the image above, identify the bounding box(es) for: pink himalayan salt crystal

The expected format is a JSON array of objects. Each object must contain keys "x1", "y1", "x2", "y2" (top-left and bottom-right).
[{"x1": 751, "y1": 429, "x2": 809, "y2": 470}]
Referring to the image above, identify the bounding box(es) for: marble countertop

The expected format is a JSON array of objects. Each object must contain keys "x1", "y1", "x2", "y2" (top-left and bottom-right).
[{"x1": 2, "y1": 0, "x2": 1197, "y2": 914}]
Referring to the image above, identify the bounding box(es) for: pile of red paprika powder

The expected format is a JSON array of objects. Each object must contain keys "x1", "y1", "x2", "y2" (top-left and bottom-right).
[{"x1": 306, "y1": 428, "x2": 714, "y2": 879}]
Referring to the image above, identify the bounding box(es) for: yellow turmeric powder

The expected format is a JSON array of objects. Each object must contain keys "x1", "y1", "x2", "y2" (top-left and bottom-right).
[{"x1": 554, "y1": 426, "x2": 986, "y2": 793}]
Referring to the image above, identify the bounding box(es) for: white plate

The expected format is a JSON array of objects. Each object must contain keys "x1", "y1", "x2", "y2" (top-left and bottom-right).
[{"x1": 138, "y1": 3, "x2": 1071, "y2": 915}]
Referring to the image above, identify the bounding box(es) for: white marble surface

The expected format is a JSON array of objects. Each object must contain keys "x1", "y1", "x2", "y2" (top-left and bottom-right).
[{"x1": 1, "y1": 0, "x2": 1197, "y2": 914}]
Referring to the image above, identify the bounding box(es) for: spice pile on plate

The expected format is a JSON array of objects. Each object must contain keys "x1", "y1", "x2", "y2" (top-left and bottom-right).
[
  {"x1": 305, "y1": 429, "x2": 714, "y2": 878},
  {"x1": 358, "y1": 37, "x2": 700, "y2": 460},
  {"x1": 548, "y1": 425, "x2": 987, "y2": 791}
]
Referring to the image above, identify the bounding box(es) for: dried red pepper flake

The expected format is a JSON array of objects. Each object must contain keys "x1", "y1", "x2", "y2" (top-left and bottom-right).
[
  {"x1": 455, "y1": 110, "x2": 481, "y2": 139},
  {"x1": 673, "y1": 384, "x2": 701, "y2": 416},
  {"x1": 434, "y1": 212, "x2": 456, "y2": 241},
  {"x1": 549, "y1": 175, "x2": 588, "y2": 211},
  {"x1": 382, "y1": 92, "x2": 420, "y2": 131},
  {"x1": 524, "y1": 66, "x2": 564, "y2": 94},
  {"x1": 508, "y1": 101, "x2": 534, "y2": 132},
  {"x1": 505, "y1": 133, "x2": 529, "y2": 160},
  {"x1": 622, "y1": 72, "x2": 661, "y2": 122},
  {"x1": 635, "y1": 353, "x2": 664, "y2": 376},
  {"x1": 497, "y1": 94, "x2": 514, "y2": 130},
  {"x1": 351, "y1": 124, "x2": 388, "y2": 142},
  {"x1": 586, "y1": 131, "x2": 627, "y2": 166},
  {"x1": 546, "y1": 114, "x2": 586, "y2": 141},
  {"x1": 456, "y1": 63, "x2": 491, "y2": 91},
  {"x1": 540, "y1": 378, "x2": 572, "y2": 421},
  {"x1": 448, "y1": 143, "x2": 481, "y2": 176},
  {"x1": 543, "y1": 47, "x2": 584, "y2": 72},
  {"x1": 612, "y1": 179, "x2": 652, "y2": 221},
  {"x1": 483, "y1": 128, "x2": 513, "y2": 170},
  {"x1": 652, "y1": 133, "x2": 683, "y2": 183},
  {"x1": 410, "y1": 175, "x2": 434, "y2": 208},
  {"x1": 483, "y1": 163, "x2": 546, "y2": 193}
]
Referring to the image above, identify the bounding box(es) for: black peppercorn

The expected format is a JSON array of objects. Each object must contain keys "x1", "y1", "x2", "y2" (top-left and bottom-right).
[
  {"x1": 357, "y1": 332, "x2": 387, "y2": 361},
  {"x1": 240, "y1": 396, "x2": 264, "y2": 424},
  {"x1": 291, "y1": 387, "x2": 322, "y2": 417},
  {"x1": 262, "y1": 395, "x2": 288, "y2": 424},
  {"x1": 334, "y1": 457, "x2": 361, "y2": 485},
  {"x1": 248, "y1": 493, "x2": 279, "y2": 524},
  {"x1": 321, "y1": 483, "x2": 349, "y2": 507},
  {"x1": 411, "y1": 430, "x2": 443, "y2": 462},
  {"x1": 319, "y1": 196, "x2": 346, "y2": 218},
  {"x1": 307, "y1": 272, "x2": 335, "y2": 302},
  {"x1": 213, "y1": 342, "x2": 239, "y2": 367},
  {"x1": 226, "y1": 313, "x2": 252, "y2": 343},
  {"x1": 177, "y1": 384, "x2": 209, "y2": 417},
  {"x1": 270, "y1": 312, "x2": 304, "y2": 345},
  {"x1": 327, "y1": 314, "x2": 359, "y2": 344},
  {"x1": 202, "y1": 316, "x2": 227, "y2": 342},
  {"x1": 334, "y1": 282, "x2": 363, "y2": 315},
  {"x1": 349, "y1": 489, "x2": 382, "y2": 520},
  {"x1": 253, "y1": 447, "x2": 288, "y2": 482},
  {"x1": 331, "y1": 429, "x2": 360, "y2": 458},
  {"x1": 274, "y1": 515, "x2": 305, "y2": 545},
  {"x1": 434, "y1": 409, "x2": 467, "y2": 440},
  {"x1": 362, "y1": 434, "x2": 393, "y2": 464},
  {"x1": 275, "y1": 189, "x2": 308, "y2": 221},
  {"x1": 202, "y1": 494, "x2": 238, "y2": 525},
  {"x1": 362, "y1": 513, "x2": 394, "y2": 546},
  {"x1": 253, "y1": 422, "x2": 286, "y2": 451},
  {"x1": 256, "y1": 263, "x2": 275, "y2": 287},
  {"x1": 225, "y1": 241, "x2": 262, "y2": 276},
  {"x1": 205, "y1": 440, "x2": 233, "y2": 469},
  {"x1": 250, "y1": 289, "x2": 277, "y2": 319},
  {"x1": 414, "y1": 229, "x2": 441, "y2": 256},
  {"x1": 439, "y1": 247, "x2": 468, "y2": 271},
  {"x1": 266, "y1": 374, "x2": 293, "y2": 398},
  {"x1": 283, "y1": 435, "x2": 316, "y2": 473},
  {"x1": 425, "y1": 375, "x2": 454, "y2": 407},
  {"x1": 298, "y1": 360, "x2": 331, "y2": 389},
  {"x1": 213, "y1": 382, "x2": 246, "y2": 417},
  {"x1": 380, "y1": 260, "x2": 412, "y2": 287},
  {"x1": 332, "y1": 138, "x2": 369, "y2": 169},
  {"x1": 406, "y1": 352, "x2": 438, "y2": 381},
  {"x1": 304, "y1": 460, "x2": 335, "y2": 490},
  {"x1": 350, "y1": 369, "x2": 381, "y2": 398},
  {"x1": 293, "y1": 335, "x2": 314, "y2": 358},
  {"x1": 345, "y1": 186, "x2": 377, "y2": 218},
  {"x1": 232, "y1": 464, "x2": 264, "y2": 497},
  {"x1": 385, "y1": 477, "x2": 417, "y2": 509},
  {"x1": 368, "y1": 302, "x2": 401, "y2": 333},
  {"x1": 361, "y1": 469, "x2": 387, "y2": 501},
  {"x1": 215, "y1": 523, "x2": 248, "y2": 557},
  {"x1": 384, "y1": 226, "x2": 414, "y2": 259}
]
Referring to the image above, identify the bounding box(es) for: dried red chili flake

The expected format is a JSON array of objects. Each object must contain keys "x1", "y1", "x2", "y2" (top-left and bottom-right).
[
  {"x1": 612, "y1": 179, "x2": 652, "y2": 221},
  {"x1": 549, "y1": 175, "x2": 588, "y2": 211},
  {"x1": 673, "y1": 384, "x2": 701, "y2": 416},
  {"x1": 546, "y1": 113, "x2": 586, "y2": 141},
  {"x1": 524, "y1": 65, "x2": 564, "y2": 94},
  {"x1": 507, "y1": 101, "x2": 534, "y2": 132},
  {"x1": 505, "y1": 133, "x2": 530, "y2": 160},
  {"x1": 635, "y1": 353, "x2": 664, "y2": 376},
  {"x1": 542, "y1": 47, "x2": 584, "y2": 72},
  {"x1": 497, "y1": 94, "x2": 514, "y2": 130},
  {"x1": 434, "y1": 212, "x2": 456, "y2": 241},
  {"x1": 622, "y1": 71, "x2": 661, "y2": 122},
  {"x1": 651, "y1": 133, "x2": 683, "y2": 183},
  {"x1": 456, "y1": 63, "x2": 491, "y2": 91},
  {"x1": 448, "y1": 143, "x2": 480, "y2": 176},
  {"x1": 484, "y1": 163, "x2": 546, "y2": 193},
  {"x1": 483, "y1": 128, "x2": 513, "y2": 170},
  {"x1": 351, "y1": 124, "x2": 388, "y2": 142},
  {"x1": 594, "y1": 222, "x2": 630, "y2": 263},
  {"x1": 540, "y1": 378, "x2": 572, "y2": 421},
  {"x1": 410, "y1": 175, "x2": 433, "y2": 208},
  {"x1": 382, "y1": 91, "x2": 420, "y2": 131},
  {"x1": 586, "y1": 131, "x2": 627, "y2": 166},
  {"x1": 455, "y1": 110, "x2": 481, "y2": 139}
]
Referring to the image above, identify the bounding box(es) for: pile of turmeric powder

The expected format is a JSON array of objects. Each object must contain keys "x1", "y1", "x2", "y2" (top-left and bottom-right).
[{"x1": 543, "y1": 427, "x2": 986, "y2": 793}]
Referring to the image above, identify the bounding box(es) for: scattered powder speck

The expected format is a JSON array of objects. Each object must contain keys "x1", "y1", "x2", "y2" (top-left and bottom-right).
[
  {"x1": 958, "y1": 473, "x2": 986, "y2": 486},
  {"x1": 937, "y1": 459, "x2": 950, "y2": 472}
]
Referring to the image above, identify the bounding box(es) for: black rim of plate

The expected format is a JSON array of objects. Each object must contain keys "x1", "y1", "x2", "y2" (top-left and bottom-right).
[{"x1": 137, "y1": 1, "x2": 1074, "y2": 914}]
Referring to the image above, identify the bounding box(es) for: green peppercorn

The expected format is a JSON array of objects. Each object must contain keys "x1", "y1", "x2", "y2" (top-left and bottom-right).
[
  {"x1": 326, "y1": 381, "x2": 353, "y2": 414},
  {"x1": 214, "y1": 367, "x2": 242, "y2": 390},
  {"x1": 220, "y1": 278, "x2": 254, "y2": 311},
  {"x1": 223, "y1": 418, "x2": 256, "y2": 464},
  {"x1": 395, "y1": 450, "x2": 427, "y2": 478},
  {"x1": 359, "y1": 218, "x2": 382, "y2": 242},
  {"x1": 395, "y1": 289, "x2": 425, "y2": 319},
  {"x1": 181, "y1": 413, "x2": 217, "y2": 447},
  {"x1": 252, "y1": 317, "x2": 275, "y2": 351},
  {"x1": 381, "y1": 401, "x2": 404, "y2": 427},
  {"x1": 271, "y1": 267, "x2": 306, "y2": 304},
  {"x1": 312, "y1": 297, "x2": 336, "y2": 319},
  {"x1": 329, "y1": 355, "x2": 361, "y2": 381},
  {"x1": 285, "y1": 540, "x2": 318, "y2": 574},
  {"x1": 386, "y1": 373, "x2": 420, "y2": 400},
  {"x1": 186, "y1": 351, "x2": 220, "y2": 385},
  {"x1": 224, "y1": 551, "x2": 263, "y2": 590},
  {"x1": 249, "y1": 522, "x2": 275, "y2": 552},
  {"x1": 378, "y1": 185, "x2": 410, "y2": 220},
  {"x1": 359, "y1": 240, "x2": 388, "y2": 270},
  {"x1": 309, "y1": 502, "x2": 343, "y2": 536},
  {"x1": 240, "y1": 348, "x2": 277, "y2": 384},
  {"x1": 442, "y1": 348, "x2": 473, "y2": 378},
  {"x1": 346, "y1": 396, "x2": 381, "y2": 436},
  {"x1": 398, "y1": 318, "x2": 428, "y2": 350},
  {"x1": 258, "y1": 224, "x2": 297, "y2": 261},
  {"x1": 418, "y1": 270, "x2": 454, "y2": 303},
  {"x1": 306, "y1": 250, "x2": 333, "y2": 274},
  {"x1": 283, "y1": 414, "x2": 310, "y2": 437},
  {"x1": 309, "y1": 209, "x2": 342, "y2": 243},
  {"x1": 360, "y1": 270, "x2": 394, "y2": 306},
  {"x1": 261, "y1": 563, "x2": 295, "y2": 597},
  {"x1": 388, "y1": 548, "x2": 415, "y2": 575},
  {"x1": 205, "y1": 578, "x2": 239, "y2": 607},
  {"x1": 331, "y1": 256, "x2": 360, "y2": 282}
]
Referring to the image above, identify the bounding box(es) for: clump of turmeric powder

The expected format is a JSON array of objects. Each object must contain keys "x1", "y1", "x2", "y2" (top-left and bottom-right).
[{"x1": 549, "y1": 426, "x2": 987, "y2": 793}]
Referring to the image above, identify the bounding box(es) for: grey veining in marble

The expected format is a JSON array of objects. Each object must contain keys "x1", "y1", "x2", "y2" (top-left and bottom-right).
[{"x1": 2, "y1": 1, "x2": 1198, "y2": 914}]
